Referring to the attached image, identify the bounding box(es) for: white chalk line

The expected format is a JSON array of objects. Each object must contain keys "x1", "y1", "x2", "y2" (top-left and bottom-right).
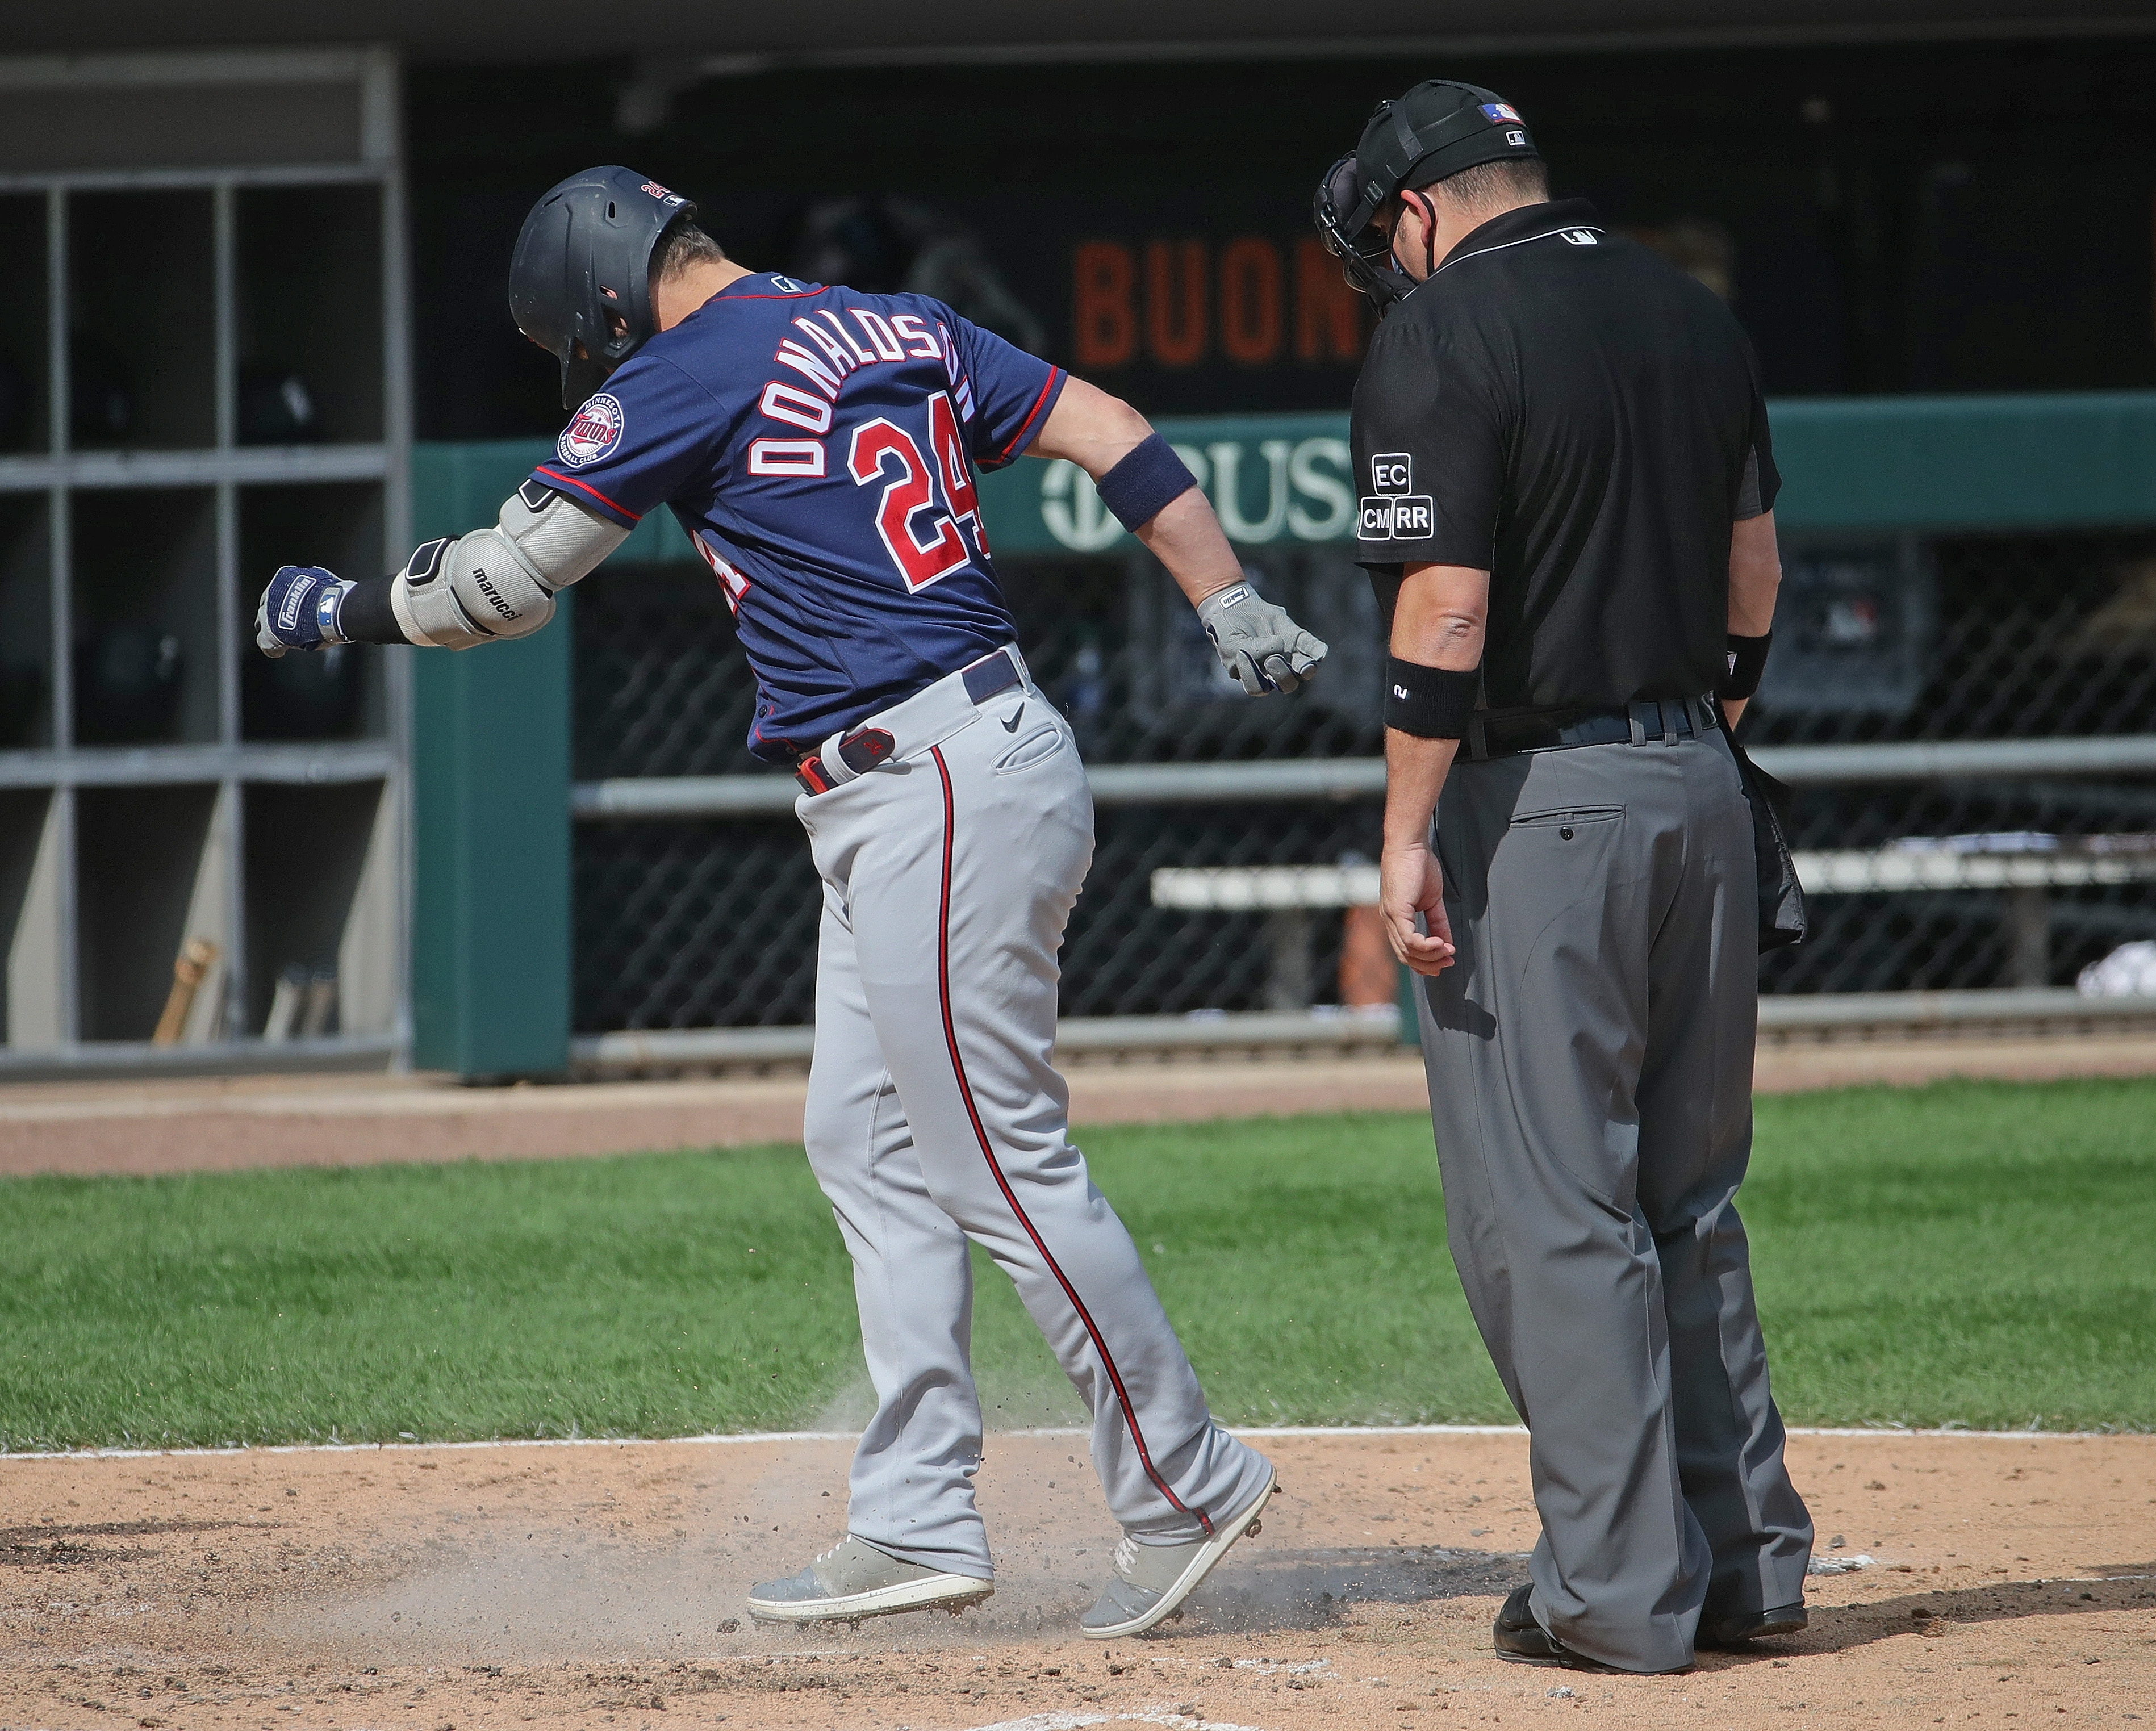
[
  {"x1": 959, "y1": 1715, "x2": 1259, "y2": 1731},
  {"x1": 960, "y1": 1715, "x2": 1259, "y2": 1731},
  {"x1": 0, "y1": 1420, "x2": 2139, "y2": 1465}
]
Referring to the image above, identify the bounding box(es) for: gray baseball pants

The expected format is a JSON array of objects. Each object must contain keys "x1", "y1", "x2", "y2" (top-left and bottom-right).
[
  {"x1": 795, "y1": 647, "x2": 1273, "y2": 1580},
  {"x1": 1414, "y1": 718, "x2": 1812, "y2": 1672}
]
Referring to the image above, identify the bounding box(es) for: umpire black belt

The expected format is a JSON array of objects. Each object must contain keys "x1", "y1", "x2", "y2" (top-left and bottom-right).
[{"x1": 1465, "y1": 695, "x2": 1718, "y2": 761}]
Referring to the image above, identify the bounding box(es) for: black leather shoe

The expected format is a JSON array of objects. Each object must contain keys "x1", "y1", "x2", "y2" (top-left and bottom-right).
[
  {"x1": 1700, "y1": 1602, "x2": 1808, "y2": 1648},
  {"x1": 1492, "y1": 1584, "x2": 1622, "y2": 1673}
]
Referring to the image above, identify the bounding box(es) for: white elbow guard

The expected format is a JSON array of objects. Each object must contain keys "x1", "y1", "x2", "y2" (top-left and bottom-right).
[{"x1": 390, "y1": 480, "x2": 629, "y2": 649}]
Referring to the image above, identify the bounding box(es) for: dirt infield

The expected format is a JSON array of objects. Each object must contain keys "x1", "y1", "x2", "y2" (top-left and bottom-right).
[
  {"x1": 1, "y1": 1428, "x2": 2149, "y2": 1729},
  {"x1": 6, "y1": 1031, "x2": 2156, "y2": 1178}
]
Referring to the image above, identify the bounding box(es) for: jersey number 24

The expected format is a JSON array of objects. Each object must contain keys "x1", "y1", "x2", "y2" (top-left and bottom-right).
[{"x1": 846, "y1": 391, "x2": 989, "y2": 593}]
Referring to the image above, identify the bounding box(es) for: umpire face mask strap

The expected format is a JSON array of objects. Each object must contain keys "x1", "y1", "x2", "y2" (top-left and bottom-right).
[
  {"x1": 1394, "y1": 188, "x2": 1440, "y2": 283},
  {"x1": 1388, "y1": 102, "x2": 1424, "y2": 165}
]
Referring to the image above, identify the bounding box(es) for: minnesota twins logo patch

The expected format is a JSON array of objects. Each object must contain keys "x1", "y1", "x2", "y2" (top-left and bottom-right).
[{"x1": 557, "y1": 393, "x2": 626, "y2": 469}]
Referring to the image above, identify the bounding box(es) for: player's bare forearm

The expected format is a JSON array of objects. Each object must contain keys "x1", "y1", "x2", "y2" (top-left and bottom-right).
[
  {"x1": 1029, "y1": 377, "x2": 1239, "y2": 605},
  {"x1": 1724, "y1": 511, "x2": 1781, "y2": 726},
  {"x1": 1380, "y1": 562, "x2": 1489, "y2": 975},
  {"x1": 1028, "y1": 374, "x2": 1324, "y2": 691},
  {"x1": 1133, "y1": 489, "x2": 1242, "y2": 607}
]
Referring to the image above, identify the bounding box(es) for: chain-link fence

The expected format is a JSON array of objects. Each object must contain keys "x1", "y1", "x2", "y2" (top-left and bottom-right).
[{"x1": 572, "y1": 525, "x2": 2156, "y2": 1037}]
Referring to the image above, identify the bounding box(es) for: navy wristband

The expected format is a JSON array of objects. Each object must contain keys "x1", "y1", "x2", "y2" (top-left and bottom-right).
[
  {"x1": 1096, "y1": 433, "x2": 1198, "y2": 532},
  {"x1": 1384, "y1": 657, "x2": 1480, "y2": 739},
  {"x1": 1719, "y1": 630, "x2": 1771, "y2": 700}
]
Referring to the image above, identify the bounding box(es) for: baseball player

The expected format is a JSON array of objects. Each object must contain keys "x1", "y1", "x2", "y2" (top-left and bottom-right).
[{"x1": 255, "y1": 168, "x2": 1322, "y2": 1636}]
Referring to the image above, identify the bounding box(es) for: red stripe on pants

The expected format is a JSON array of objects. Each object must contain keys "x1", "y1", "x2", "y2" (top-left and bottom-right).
[{"x1": 929, "y1": 745, "x2": 1211, "y2": 1536}]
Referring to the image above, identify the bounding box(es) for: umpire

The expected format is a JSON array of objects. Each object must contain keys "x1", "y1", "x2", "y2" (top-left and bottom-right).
[{"x1": 1314, "y1": 81, "x2": 1814, "y2": 1674}]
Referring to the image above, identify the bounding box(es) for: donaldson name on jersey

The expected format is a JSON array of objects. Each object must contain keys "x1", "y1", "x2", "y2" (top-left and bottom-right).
[{"x1": 530, "y1": 275, "x2": 1065, "y2": 762}]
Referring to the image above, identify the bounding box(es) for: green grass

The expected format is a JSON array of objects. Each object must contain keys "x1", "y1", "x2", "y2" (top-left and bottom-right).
[{"x1": 1, "y1": 1077, "x2": 2150, "y2": 1449}]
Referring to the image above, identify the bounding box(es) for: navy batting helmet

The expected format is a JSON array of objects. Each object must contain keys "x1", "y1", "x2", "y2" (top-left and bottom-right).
[{"x1": 510, "y1": 166, "x2": 697, "y2": 411}]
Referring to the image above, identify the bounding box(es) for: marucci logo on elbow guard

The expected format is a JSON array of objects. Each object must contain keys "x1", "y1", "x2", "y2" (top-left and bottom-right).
[{"x1": 471, "y1": 567, "x2": 520, "y2": 621}]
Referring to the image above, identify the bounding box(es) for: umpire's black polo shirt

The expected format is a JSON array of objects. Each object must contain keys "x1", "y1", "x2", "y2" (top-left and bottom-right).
[{"x1": 1351, "y1": 196, "x2": 1778, "y2": 713}]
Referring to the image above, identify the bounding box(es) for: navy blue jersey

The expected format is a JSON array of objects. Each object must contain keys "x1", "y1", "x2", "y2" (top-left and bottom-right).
[{"x1": 530, "y1": 274, "x2": 1065, "y2": 762}]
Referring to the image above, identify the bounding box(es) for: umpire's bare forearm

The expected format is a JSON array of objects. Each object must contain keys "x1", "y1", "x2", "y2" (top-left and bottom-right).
[
  {"x1": 1388, "y1": 557, "x2": 1491, "y2": 820},
  {"x1": 1723, "y1": 511, "x2": 1782, "y2": 726},
  {"x1": 1380, "y1": 562, "x2": 1489, "y2": 972},
  {"x1": 1382, "y1": 730, "x2": 1461, "y2": 853}
]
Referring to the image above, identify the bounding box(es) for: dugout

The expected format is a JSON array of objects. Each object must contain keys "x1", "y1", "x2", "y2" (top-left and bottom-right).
[
  {"x1": 0, "y1": 49, "x2": 411, "y2": 1077},
  {"x1": 3, "y1": 5, "x2": 2155, "y2": 1078}
]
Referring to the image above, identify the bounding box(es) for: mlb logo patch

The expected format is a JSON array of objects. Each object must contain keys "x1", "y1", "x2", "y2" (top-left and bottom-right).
[
  {"x1": 557, "y1": 392, "x2": 626, "y2": 469},
  {"x1": 1480, "y1": 102, "x2": 1523, "y2": 124},
  {"x1": 1506, "y1": 129, "x2": 1528, "y2": 148}
]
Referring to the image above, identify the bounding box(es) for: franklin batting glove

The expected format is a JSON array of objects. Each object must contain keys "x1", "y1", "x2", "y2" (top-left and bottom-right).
[
  {"x1": 1197, "y1": 582, "x2": 1328, "y2": 696},
  {"x1": 256, "y1": 565, "x2": 353, "y2": 659}
]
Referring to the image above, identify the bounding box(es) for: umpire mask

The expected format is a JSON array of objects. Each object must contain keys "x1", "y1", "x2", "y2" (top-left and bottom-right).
[
  {"x1": 1313, "y1": 80, "x2": 1540, "y2": 312},
  {"x1": 511, "y1": 166, "x2": 697, "y2": 411}
]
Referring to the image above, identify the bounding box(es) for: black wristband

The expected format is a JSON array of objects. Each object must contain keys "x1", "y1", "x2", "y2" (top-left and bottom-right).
[
  {"x1": 337, "y1": 575, "x2": 406, "y2": 646},
  {"x1": 1384, "y1": 657, "x2": 1480, "y2": 739},
  {"x1": 1095, "y1": 433, "x2": 1198, "y2": 532},
  {"x1": 1719, "y1": 630, "x2": 1772, "y2": 700}
]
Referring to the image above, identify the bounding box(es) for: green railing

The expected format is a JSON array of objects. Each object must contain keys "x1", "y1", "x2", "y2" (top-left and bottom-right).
[{"x1": 408, "y1": 391, "x2": 2156, "y2": 1075}]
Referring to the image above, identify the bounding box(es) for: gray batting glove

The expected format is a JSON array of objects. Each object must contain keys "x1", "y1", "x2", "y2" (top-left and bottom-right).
[{"x1": 1196, "y1": 582, "x2": 1328, "y2": 696}]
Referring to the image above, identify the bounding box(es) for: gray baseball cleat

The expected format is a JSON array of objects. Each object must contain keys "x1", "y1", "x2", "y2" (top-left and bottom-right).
[
  {"x1": 746, "y1": 1536, "x2": 993, "y2": 1624},
  {"x1": 1080, "y1": 1469, "x2": 1277, "y2": 1640}
]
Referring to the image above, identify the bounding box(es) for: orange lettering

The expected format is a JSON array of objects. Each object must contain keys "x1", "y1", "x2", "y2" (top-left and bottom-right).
[
  {"x1": 1218, "y1": 237, "x2": 1283, "y2": 366},
  {"x1": 1295, "y1": 236, "x2": 1366, "y2": 363},
  {"x1": 1072, "y1": 242, "x2": 1136, "y2": 369},
  {"x1": 1145, "y1": 240, "x2": 1208, "y2": 369}
]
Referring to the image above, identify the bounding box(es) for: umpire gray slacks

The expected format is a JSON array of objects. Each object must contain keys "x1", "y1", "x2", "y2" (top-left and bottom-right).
[{"x1": 1414, "y1": 727, "x2": 1812, "y2": 1672}]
